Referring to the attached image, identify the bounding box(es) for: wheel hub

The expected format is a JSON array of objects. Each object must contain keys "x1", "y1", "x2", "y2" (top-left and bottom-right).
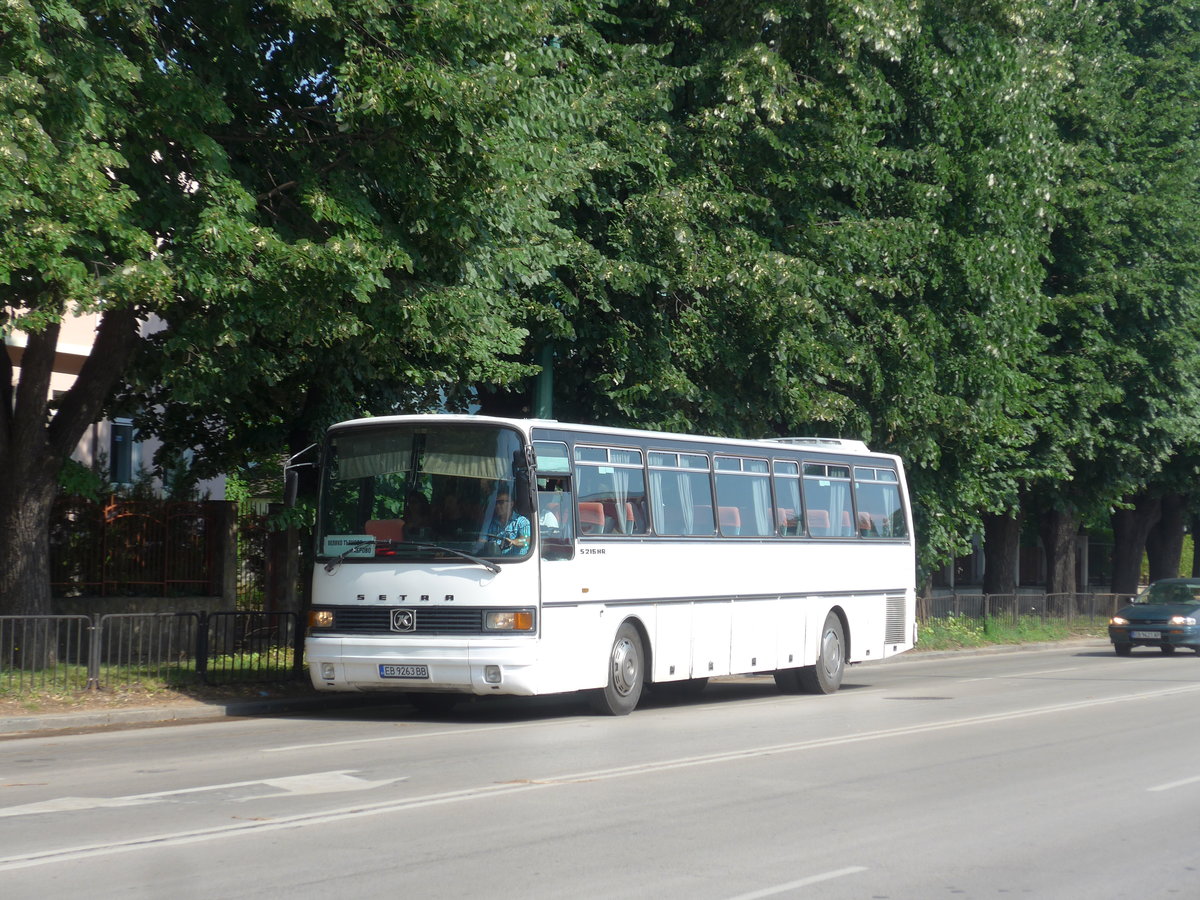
[{"x1": 611, "y1": 637, "x2": 638, "y2": 696}]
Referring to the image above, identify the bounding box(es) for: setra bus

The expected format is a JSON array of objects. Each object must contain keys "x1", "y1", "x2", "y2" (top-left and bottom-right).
[{"x1": 301, "y1": 414, "x2": 916, "y2": 714}]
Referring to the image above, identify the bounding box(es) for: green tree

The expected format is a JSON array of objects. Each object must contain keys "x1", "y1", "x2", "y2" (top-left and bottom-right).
[
  {"x1": 533, "y1": 0, "x2": 1065, "y2": 576},
  {"x1": 1, "y1": 0, "x2": 655, "y2": 616},
  {"x1": 1032, "y1": 0, "x2": 1200, "y2": 594}
]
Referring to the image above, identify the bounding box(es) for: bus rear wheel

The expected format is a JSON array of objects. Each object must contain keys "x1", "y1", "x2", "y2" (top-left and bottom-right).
[
  {"x1": 591, "y1": 623, "x2": 645, "y2": 716},
  {"x1": 798, "y1": 612, "x2": 846, "y2": 694}
]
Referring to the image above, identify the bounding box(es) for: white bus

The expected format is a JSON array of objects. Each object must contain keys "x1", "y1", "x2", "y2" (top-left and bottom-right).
[{"x1": 302, "y1": 415, "x2": 916, "y2": 714}]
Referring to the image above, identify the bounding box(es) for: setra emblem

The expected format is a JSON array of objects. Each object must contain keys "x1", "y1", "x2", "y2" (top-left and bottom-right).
[{"x1": 390, "y1": 609, "x2": 416, "y2": 633}]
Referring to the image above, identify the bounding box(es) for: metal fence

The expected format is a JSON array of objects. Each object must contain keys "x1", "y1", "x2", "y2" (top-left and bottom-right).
[
  {"x1": 920, "y1": 592, "x2": 1132, "y2": 624},
  {"x1": 0, "y1": 611, "x2": 305, "y2": 695},
  {"x1": 49, "y1": 498, "x2": 234, "y2": 598}
]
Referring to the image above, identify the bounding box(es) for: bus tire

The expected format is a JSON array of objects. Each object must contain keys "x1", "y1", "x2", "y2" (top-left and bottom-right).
[
  {"x1": 591, "y1": 622, "x2": 645, "y2": 715},
  {"x1": 798, "y1": 612, "x2": 845, "y2": 694}
]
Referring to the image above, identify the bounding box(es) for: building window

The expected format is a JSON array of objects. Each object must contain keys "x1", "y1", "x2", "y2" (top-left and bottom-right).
[{"x1": 111, "y1": 418, "x2": 134, "y2": 484}]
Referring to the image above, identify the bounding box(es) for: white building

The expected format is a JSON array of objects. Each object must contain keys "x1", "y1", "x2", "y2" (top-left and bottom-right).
[{"x1": 5, "y1": 311, "x2": 225, "y2": 498}]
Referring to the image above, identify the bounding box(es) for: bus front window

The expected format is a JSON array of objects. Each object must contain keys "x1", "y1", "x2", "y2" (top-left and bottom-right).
[{"x1": 318, "y1": 423, "x2": 532, "y2": 561}]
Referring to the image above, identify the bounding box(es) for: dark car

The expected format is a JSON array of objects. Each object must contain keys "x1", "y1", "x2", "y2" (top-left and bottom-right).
[{"x1": 1109, "y1": 578, "x2": 1200, "y2": 656}]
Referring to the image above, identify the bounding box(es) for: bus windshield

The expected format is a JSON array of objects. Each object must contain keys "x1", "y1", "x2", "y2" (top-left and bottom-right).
[{"x1": 318, "y1": 422, "x2": 533, "y2": 562}]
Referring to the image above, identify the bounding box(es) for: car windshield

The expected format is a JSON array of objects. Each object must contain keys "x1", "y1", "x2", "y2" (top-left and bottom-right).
[
  {"x1": 1136, "y1": 582, "x2": 1200, "y2": 605},
  {"x1": 317, "y1": 423, "x2": 533, "y2": 562}
]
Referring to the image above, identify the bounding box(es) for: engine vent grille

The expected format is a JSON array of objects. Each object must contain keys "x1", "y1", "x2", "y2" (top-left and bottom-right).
[{"x1": 885, "y1": 595, "x2": 908, "y2": 644}]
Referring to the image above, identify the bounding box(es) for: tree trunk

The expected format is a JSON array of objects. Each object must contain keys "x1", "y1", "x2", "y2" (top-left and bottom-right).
[
  {"x1": 0, "y1": 478, "x2": 58, "y2": 616},
  {"x1": 1039, "y1": 507, "x2": 1079, "y2": 596},
  {"x1": 0, "y1": 307, "x2": 139, "y2": 618},
  {"x1": 1146, "y1": 493, "x2": 1185, "y2": 582},
  {"x1": 1111, "y1": 494, "x2": 1161, "y2": 596},
  {"x1": 1193, "y1": 515, "x2": 1200, "y2": 578},
  {"x1": 0, "y1": 474, "x2": 61, "y2": 668},
  {"x1": 982, "y1": 511, "x2": 1021, "y2": 595}
]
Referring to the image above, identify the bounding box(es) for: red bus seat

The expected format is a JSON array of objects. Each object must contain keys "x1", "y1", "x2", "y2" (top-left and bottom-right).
[
  {"x1": 365, "y1": 519, "x2": 405, "y2": 542},
  {"x1": 578, "y1": 502, "x2": 605, "y2": 534}
]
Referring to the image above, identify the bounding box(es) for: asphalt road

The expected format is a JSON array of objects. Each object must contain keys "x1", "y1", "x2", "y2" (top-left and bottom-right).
[{"x1": 2, "y1": 641, "x2": 1198, "y2": 899}]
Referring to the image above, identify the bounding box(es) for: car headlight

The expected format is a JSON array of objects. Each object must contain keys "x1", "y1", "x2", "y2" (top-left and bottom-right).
[
  {"x1": 1110, "y1": 616, "x2": 1129, "y2": 626},
  {"x1": 484, "y1": 610, "x2": 535, "y2": 631},
  {"x1": 1169, "y1": 615, "x2": 1197, "y2": 626}
]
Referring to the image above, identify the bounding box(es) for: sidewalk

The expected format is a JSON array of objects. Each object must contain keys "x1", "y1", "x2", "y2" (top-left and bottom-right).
[
  {"x1": 0, "y1": 689, "x2": 402, "y2": 738},
  {"x1": 0, "y1": 638, "x2": 1113, "y2": 738}
]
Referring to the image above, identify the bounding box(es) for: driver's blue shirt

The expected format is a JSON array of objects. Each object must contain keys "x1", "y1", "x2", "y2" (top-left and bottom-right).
[{"x1": 491, "y1": 514, "x2": 531, "y2": 554}]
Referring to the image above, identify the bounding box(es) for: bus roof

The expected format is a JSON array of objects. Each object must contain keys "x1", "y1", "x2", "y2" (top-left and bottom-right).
[{"x1": 327, "y1": 414, "x2": 888, "y2": 459}]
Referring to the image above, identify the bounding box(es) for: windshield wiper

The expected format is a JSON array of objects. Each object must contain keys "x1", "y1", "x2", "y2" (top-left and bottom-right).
[
  {"x1": 323, "y1": 539, "x2": 377, "y2": 573},
  {"x1": 405, "y1": 541, "x2": 501, "y2": 575},
  {"x1": 323, "y1": 539, "x2": 501, "y2": 575}
]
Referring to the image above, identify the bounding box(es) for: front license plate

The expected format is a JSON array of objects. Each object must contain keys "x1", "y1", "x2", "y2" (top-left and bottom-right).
[
  {"x1": 1131, "y1": 631, "x2": 1160, "y2": 640},
  {"x1": 379, "y1": 664, "x2": 430, "y2": 679}
]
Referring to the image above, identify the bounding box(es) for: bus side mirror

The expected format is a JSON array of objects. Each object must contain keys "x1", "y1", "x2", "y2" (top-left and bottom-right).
[
  {"x1": 285, "y1": 467, "x2": 299, "y2": 507},
  {"x1": 284, "y1": 443, "x2": 318, "y2": 508},
  {"x1": 513, "y1": 446, "x2": 537, "y2": 517}
]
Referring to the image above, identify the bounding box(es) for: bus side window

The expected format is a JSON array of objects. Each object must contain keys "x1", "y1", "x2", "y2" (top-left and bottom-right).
[
  {"x1": 853, "y1": 466, "x2": 907, "y2": 539},
  {"x1": 574, "y1": 447, "x2": 649, "y2": 536}
]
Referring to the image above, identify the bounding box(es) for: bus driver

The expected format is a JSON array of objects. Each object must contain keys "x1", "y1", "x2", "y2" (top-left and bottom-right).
[{"x1": 488, "y1": 488, "x2": 530, "y2": 555}]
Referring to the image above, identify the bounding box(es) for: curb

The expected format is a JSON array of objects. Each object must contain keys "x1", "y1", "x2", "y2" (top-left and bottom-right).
[
  {"x1": 895, "y1": 636, "x2": 1111, "y2": 662},
  {"x1": 0, "y1": 693, "x2": 404, "y2": 738},
  {"x1": 1, "y1": 638, "x2": 1114, "y2": 738}
]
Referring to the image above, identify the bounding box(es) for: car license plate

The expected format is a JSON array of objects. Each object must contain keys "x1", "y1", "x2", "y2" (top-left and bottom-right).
[
  {"x1": 378, "y1": 664, "x2": 430, "y2": 679},
  {"x1": 1131, "y1": 631, "x2": 1160, "y2": 640}
]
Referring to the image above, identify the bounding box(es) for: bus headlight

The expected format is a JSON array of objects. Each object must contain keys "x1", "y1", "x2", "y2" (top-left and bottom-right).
[
  {"x1": 309, "y1": 609, "x2": 335, "y2": 628},
  {"x1": 484, "y1": 610, "x2": 535, "y2": 631}
]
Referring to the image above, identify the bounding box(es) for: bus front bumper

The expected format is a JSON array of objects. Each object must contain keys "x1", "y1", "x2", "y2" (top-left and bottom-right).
[{"x1": 305, "y1": 635, "x2": 541, "y2": 696}]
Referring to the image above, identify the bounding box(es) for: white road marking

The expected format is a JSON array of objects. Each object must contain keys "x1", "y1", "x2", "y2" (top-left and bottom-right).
[
  {"x1": 1148, "y1": 773, "x2": 1200, "y2": 793},
  {"x1": 959, "y1": 665, "x2": 1082, "y2": 683},
  {"x1": 725, "y1": 867, "x2": 869, "y2": 899},
  {"x1": 3, "y1": 681, "x2": 1198, "y2": 871},
  {"x1": 0, "y1": 770, "x2": 405, "y2": 818},
  {"x1": 264, "y1": 721, "x2": 549, "y2": 753}
]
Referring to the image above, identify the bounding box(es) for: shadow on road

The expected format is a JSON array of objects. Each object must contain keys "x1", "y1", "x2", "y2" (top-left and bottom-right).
[{"x1": 261, "y1": 674, "x2": 870, "y2": 728}]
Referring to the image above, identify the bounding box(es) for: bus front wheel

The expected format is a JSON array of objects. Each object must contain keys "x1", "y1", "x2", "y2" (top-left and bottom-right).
[
  {"x1": 591, "y1": 623, "x2": 645, "y2": 715},
  {"x1": 798, "y1": 612, "x2": 846, "y2": 694}
]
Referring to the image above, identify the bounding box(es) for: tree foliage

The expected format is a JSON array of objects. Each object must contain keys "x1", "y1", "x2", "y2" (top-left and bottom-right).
[{"x1": 5, "y1": 0, "x2": 1200, "y2": 612}]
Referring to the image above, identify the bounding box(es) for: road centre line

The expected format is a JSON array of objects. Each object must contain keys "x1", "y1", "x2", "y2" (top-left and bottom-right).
[
  {"x1": 3, "y1": 681, "x2": 1198, "y2": 872},
  {"x1": 1148, "y1": 773, "x2": 1200, "y2": 793},
  {"x1": 958, "y1": 665, "x2": 1083, "y2": 683},
  {"x1": 724, "y1": 866, "x2": 869, "y2": 899}
]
